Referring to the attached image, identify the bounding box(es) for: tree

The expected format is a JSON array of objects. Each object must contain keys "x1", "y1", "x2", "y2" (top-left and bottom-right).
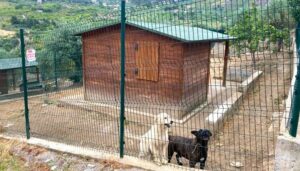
[
  {"x1": 267, "y1": 0, "x2": 293, "y2": 52},
  {"x1": 39, "y1": 30, "x2": 82, "y2": 83},
  {"x1": 288, "y1": 0, "x2": 300, "y2": 23},
  {"x1": 0, "y1": 49, "x2": 14, "y2": 59},
  {"x1": 229, "y1": 6, "x2": 270, "y2": 68},
  {"x1": 10, "y1": 16, "x2": 19, "y2": 25},
  {"x1": 0, "y1": 37, "x2": 19, "y2": 52}
]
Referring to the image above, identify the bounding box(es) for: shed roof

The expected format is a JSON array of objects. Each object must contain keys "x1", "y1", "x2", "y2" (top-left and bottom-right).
[
  {"x1": 75, "y1": 21, "x2": 234, "y2": 42},
  {"x1": 0, "y1": 58, "x2": 38, "y2": 70}
]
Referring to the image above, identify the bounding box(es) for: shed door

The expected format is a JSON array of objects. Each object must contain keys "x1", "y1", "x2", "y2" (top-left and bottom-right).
[{"x1": 135, "y1": 42, "x2": 159, "y2": 82}]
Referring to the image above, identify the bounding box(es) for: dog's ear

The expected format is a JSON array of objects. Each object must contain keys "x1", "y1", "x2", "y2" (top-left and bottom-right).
[{"x1": 191, "y1": 130, "x2": 197, "y2": 136}]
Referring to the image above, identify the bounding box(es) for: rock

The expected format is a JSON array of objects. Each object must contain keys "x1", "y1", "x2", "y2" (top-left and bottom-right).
[
  {"x1": 102, "y1": 167, "x2": 114, "y2": 171},
  {"x1": 36, "y1": 152, "x2": 56, "y2": 163},
  {"x1": 69, "y1": 163, "x2": 86, "y2": 171},
  {"x1": 4, "y1": 123, "x2": 14, "y2": 128},
  {"x1": 45, "y1": 159, "x2": 52, "y2": 163},
  {"x1": 24, "y1": 162, "x2": 29, "y2": 167},
  {"x1": 98, "y1": 165, "x2": 106, "y2": 170},
  {"x1": 57, "y1": 159, "x2": 65, "y2": 167},
  {"x1": 114, "y1": 168, "x2": 144, "y2": 171},
  {"x1": 67, "y1": 156, "x2": 79, "y2": 163},
  {"x1": 230, "y1": 161, "x2": 244, "y2": 168},
  {"x1": 87, "y1": 164, "x2": 96, "y2": 168},
  {"x1": 86, "y1": 164, "x2": 104, "y2": 170},
  {"x1": 51, "y1": 165, "x2": 57, "y2": 171}
]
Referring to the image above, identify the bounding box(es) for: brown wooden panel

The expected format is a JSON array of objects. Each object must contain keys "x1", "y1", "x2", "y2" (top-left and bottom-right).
[
  {"x1": 0, "y1": 70, "x2": 8, "y2": 94},
  {"x1": 82, "y1": 25, "x2": 185, "y2": 109},
  {"x1": 182, "y1": 43, "x2": 210, "y2": 106},
  {"x1": 135, "y1": 42, "x2": 159, "y2": 82}
]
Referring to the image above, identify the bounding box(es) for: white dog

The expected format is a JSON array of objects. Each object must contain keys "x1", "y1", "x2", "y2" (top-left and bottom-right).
[{"x1": 139, "y1": 113, "x2": 173, "y2": 165}]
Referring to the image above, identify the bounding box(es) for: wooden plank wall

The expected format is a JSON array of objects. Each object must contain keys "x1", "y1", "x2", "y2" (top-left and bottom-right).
[
  {"x1": 135, "y1": 41, "x2": 159, "y2": 82},
  {"x1": 182, "y1": 43, "x2": 210, "y2": 110},
  {"x1": 0, "y1": 70, "x2": 8, "y2": 95}
]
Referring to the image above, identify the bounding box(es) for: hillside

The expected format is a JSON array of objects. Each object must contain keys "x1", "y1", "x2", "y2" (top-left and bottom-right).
[
  {"x1": 0, "y1": 0, "x2": 289, "y2": 60},
  {"x1": 0, "y1": 0, "x2": 112, "y2": 58},
  {"x1": 0, "y1": 0, "x2": 111, "y2": 32}
]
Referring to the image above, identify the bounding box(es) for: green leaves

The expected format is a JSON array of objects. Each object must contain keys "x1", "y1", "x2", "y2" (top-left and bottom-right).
[
  {"x1": 229, "y1": 7, "x2": 266, "y2": 54},
  {"x1": 288, "y1": 0, "x2": 300, "y2": 22},
  {"x1": 0, "y1": 36, "x2": 19, "y2": 59},
  {"x1": 0, "y1": 49, "x2": 14, "y2": 59},
  {"x1": 39, "y1": 29, "x2": 82, "y2": 83},
  {"x1": 229, "y1": 3, "x2": 291, "y2": 59}
]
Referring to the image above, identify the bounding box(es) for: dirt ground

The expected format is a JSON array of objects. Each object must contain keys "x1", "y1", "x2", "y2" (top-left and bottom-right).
[
  {"x1": 0, "y1": 29, "x2": 15, "y2": 37},
  {"x1": 0, "y1": 51, "x2": 292, "y2": 170},
  {"x1": 0, "y1": 138, "x2": 146, "y2": 171},
  {"x1": 205, "y1": 51, "x2": 292, "y2": 170}
]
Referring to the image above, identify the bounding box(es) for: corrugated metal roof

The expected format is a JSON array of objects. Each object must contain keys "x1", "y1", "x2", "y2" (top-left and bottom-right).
[
  {"x1": 0, "y1": 58, "x2": 38, "y2": 70},
  {"x1": 75, "y1": 21, "x2": 234, "y2": 42},
  {"x1": 128, "y1": 21, "x2": 234, "y2": 42}
]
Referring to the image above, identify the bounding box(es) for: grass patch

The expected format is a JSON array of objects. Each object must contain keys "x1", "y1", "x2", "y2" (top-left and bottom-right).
[{"x1": 0, "y1": 139, "x2": 25, "y2": 171}]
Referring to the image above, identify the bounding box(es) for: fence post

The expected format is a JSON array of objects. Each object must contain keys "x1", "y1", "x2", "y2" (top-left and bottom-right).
[
  {"x1": 54, "y1": 52, "x2": 58, "y2": 89},
  {"x1": 289, "y1": 23, "x2": 300, "y2": 137},
  {"x1": 20, "y1": 29, "x2": 30, "y2": 139},
  {"x1": 119, "y1": 0, "x2": 126, "y2": 158}
]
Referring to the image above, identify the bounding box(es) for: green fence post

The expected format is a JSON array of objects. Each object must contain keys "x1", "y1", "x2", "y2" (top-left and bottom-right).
[
  {"x1": 20, "y1": 29, "x2": 30, "y2": 139},
  {"x1": 119, "y1": 0, "x2": 126, "y2": 158},
  {"x1": 289, "y1": 23, "x2": 300, "y2": 137},
  {"x1": 54, "y1": 52, "x2": 58, "y2": 90}
]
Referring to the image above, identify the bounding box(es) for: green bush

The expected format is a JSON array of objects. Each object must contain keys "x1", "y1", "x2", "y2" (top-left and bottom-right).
[
  {"x1": 289, "y1": 0, "x2": 300, "y2": 22},
  {"x1": 38, "y1": 29, "x2": 82, "y2": 83},
  {"x1": 0, "y1": 37, "x2": 19, "y2": 52},
  {"x1": 0, "y1": 49, "x2": 14, "y2": 59}
]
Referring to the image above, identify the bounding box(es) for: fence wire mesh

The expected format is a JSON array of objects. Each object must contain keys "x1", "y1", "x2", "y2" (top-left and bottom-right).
[{"x1": 0, "y1": 0, "x2": 298, "y2": 170}]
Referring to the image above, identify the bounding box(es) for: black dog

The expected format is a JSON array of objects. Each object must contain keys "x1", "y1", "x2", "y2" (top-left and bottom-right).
[{"x1": 168, "y1": 129, "x2": 212, "y2": 169}]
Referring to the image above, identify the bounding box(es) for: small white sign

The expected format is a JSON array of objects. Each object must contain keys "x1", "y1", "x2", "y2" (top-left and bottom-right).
[{"x1": 26, "y1": 48, "x2": 36, "y2": 62}]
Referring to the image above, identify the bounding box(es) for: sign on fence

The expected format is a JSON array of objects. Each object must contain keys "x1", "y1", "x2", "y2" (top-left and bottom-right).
[{"x1": 26, "y1": 48, "x2": 36, "y2": 62}]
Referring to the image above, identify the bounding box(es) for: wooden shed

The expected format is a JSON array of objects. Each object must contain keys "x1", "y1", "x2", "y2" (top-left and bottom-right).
[{"x1": 76, "y1": 21, "x2": 232, "y2": 119}]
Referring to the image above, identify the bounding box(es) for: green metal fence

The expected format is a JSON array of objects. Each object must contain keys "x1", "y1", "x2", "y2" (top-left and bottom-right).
[
  {"x1": 289, "y1": 23, "x2": 300, "y2": 137},
  {"x1": 0, "y1": 0, "x2": 299, "y2": 170}
]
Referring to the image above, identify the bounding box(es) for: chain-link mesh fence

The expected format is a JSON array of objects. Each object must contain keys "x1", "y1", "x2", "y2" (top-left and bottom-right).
[{"x1": 0, "y1": 0, "x2": 298, "y2": 170}]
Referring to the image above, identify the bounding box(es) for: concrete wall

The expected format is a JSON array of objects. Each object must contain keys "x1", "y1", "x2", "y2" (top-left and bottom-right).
[
  {"x1": 275, "y1": 36, "x2": 300, "y2": 171},
  {"x1": 275, "y1": 133, "x2": 300, "y2": 171}
]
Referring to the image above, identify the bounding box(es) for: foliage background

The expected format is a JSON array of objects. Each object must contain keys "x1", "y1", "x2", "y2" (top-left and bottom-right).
[{"x1": 0, "y1": 0, "x2": 296, "y2": 85}]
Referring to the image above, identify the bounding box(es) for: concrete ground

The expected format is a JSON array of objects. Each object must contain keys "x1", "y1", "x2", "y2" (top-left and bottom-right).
[
  {"x1": 275, "y1": 132, "x2": 300, "y2": 171},
  {"x1": 274, "y1": 41, "x2": 300, "y2": 171}
]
